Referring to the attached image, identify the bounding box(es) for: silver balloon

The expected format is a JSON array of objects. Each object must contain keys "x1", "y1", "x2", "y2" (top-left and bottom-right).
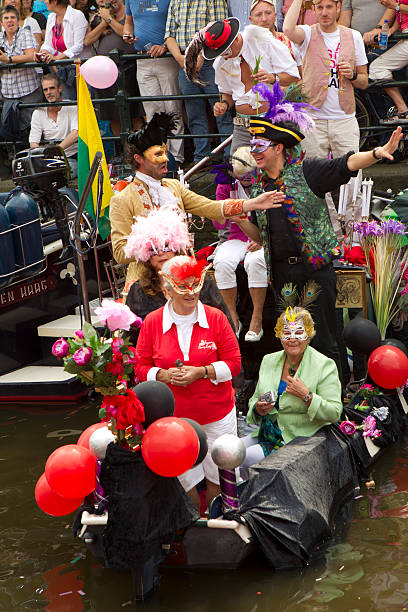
[
  {"x1": 211, "y1": 434, "x2": 246, "y2": 470},
  {"x1": 89, "y1": 426, "x2": 115, "y2": 459}
]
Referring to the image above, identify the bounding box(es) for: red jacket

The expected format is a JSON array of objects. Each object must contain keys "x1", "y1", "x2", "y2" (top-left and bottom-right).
[{"x1": 135, "y1": 304, "x2": 241, "y2": 425}]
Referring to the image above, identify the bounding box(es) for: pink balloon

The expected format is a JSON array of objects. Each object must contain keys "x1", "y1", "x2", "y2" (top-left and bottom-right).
[{"x1": 80, "y1": 56, "x2": 118, "y2": 89}]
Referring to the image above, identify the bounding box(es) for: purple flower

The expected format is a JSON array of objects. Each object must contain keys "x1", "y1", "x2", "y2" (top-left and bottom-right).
[
  {"x1": 73, "y1": 346, "x2": 93, "y2": 366},
  {"x1": 51, "y1": 337, "x2": 69, "y2": 358},
  {"x1": 339, "y1": 420, "x2": 357, "y2": 435},
  {"x1": 381, "y1": 219, "x2": 406, "y2": 235},
  {"x1": 75, "y1": 330, "x2": 84, "y2": 339}
]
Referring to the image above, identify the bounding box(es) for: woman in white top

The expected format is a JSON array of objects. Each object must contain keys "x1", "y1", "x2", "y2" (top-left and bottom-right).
[{"x1": 38, "y1": 0, "x2": 88, "y2": 98}]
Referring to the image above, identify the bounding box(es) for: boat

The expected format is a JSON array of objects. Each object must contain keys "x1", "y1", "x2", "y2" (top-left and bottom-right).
[
  {"x1": 74, "y1": 387, "x2": 408, "y2": 599},
  {"x1": 0, "y1": 147, "x2": 112, "y2": 403}
]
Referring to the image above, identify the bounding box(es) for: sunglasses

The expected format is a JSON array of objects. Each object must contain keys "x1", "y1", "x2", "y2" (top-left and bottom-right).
[
  {"x1": 250, "y1": 138, "x2": 278, "y2": 154},
  {"x1": 147, "y1": 243, "x2": 172, "y2": 257}
]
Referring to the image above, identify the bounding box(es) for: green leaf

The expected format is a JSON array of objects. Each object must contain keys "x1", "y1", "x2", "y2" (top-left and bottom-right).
[
  {"x1": 99, "y1": 406, "x2": 107, "y2": 419},
  {"x1": 82, "y1": 321, "x2": 98, "y2": 343}
]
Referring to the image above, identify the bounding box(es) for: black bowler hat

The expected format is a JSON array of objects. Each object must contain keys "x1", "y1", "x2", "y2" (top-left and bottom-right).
[
  {"x1": 249, "y1": 116, "x2": 305, "y2": 148},
  {"x1": 202, "y1": 18, "x2": 240, "y2": 60}
]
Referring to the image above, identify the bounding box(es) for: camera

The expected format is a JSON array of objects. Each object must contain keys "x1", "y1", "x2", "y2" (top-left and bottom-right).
[
  {"x1": 90, "y1": 2, "x2": 115, "y2": 29},
  {"x1": 259, "y1": 390, "x2": 276, "y2": 404}
]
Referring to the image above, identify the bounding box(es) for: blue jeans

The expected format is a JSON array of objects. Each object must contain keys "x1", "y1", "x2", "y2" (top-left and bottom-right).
[{"x1": 178, "y1": 60, "x2": 233, "y2": 161}]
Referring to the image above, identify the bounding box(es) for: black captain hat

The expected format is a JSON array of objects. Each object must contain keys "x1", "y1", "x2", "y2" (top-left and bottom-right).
[{"x1": 248, "y1": 116, "x2": 305, "y2": 148}]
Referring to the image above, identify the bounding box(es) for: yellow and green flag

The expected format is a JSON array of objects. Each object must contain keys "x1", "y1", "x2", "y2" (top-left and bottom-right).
[{"x1": 77, "y1": 70, "x2": 113, "y2": 240}]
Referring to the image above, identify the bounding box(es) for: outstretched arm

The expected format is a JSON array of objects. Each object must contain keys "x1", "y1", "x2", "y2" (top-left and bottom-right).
[{"x1": 347, "y1": 126, "x2": 403, "y2": 171}]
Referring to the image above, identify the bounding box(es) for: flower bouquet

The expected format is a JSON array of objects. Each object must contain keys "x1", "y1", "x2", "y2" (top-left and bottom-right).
[
  {"x1": 52, "y1": 300, "x2": 144, "y2": 447},
  {"x1": 354, "y1": 219, "x2": 408, "y2": 339},
  {"x1": 353, "y1": 383, "x2": 382, "y2": 412},
  {"x1": 339, "y1": 415, "x2": 381, "y2": 440}
]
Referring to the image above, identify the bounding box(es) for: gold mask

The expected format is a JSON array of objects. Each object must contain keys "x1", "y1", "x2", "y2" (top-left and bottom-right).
[{"x1": 143, "y1": 144, "x2": 168, "y2": 165}]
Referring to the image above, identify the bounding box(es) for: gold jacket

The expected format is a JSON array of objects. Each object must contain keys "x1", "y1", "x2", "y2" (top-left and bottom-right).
[{"x1": 109, "y1": 177, "x2": 244, "y2": 288}]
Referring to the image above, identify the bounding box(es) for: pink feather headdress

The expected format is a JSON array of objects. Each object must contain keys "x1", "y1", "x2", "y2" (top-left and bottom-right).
[{"x1": 124, "y1": 207, "x2": 192, "y2": 262}]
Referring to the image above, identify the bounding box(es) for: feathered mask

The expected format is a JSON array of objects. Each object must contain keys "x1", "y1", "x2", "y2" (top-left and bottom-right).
[
  {"x1": 274, "y1": 281, "x2": 319, "y2": 340},
  {"x1": 251, "y1": 82, "x2": 317, "y2": 136},
  {"x1": 124, "y1": 207, "x2": 191, "y2": 262},
  {"x1": 160, "y1": 256, "x2": 210, "y2": 294},
  {"x1": 127, "y1": 112, "x2": 177, "y2": 153}
]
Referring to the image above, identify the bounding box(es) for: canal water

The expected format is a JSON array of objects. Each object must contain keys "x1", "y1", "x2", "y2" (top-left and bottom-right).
[{"x1": 1, "y1": 400, "x2": 408, "y2": 611}]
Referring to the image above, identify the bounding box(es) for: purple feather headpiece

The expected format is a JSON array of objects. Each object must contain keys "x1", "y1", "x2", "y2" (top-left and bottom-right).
[
  {"x1": 210, "y1": 162, "x2": 233, "y2": 185},
  {"x1": 253, "y1": 82, "x2": 317, "y2": 133}
]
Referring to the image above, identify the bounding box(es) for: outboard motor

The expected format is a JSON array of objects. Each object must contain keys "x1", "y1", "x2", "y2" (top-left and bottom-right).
[{"x1": 12, "y1": 146, "x2": 72, "y2": 260}]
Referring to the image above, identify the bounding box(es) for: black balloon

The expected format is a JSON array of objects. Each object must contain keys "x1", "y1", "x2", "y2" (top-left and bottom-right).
[
  {"x1": 381, "y1": 338, "x2": 408, "y2": 356},
  {"x1": 343, "y1": 318, "x2": 381, "y2": 355},
  {"x1": 133, "y1": 381, "x2": 175, "y2": 428},
  {"x1": 181, "y1": 418, "x2": 208, "y2": 466}
]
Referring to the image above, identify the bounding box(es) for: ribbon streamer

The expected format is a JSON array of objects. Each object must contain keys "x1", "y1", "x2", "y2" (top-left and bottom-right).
[{"x1": 218, "y1": 468, "x2": 240, "y2": 513}]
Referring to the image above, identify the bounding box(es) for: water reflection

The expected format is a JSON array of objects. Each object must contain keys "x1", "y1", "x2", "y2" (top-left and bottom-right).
[{"x1": 0, "y1": 402, "x2": 408, "y2": 611}]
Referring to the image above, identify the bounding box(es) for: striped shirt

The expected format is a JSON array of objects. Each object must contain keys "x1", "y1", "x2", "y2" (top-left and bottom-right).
[
  {"x1": 165, "y1": 0, "x2": 228, "y2": 52},
  {"x1": 0, "y1": 27, "x2": 40, "y2": 98}
]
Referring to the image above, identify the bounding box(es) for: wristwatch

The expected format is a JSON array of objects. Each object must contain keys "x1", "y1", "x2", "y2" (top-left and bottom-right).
[
  {"x1": 350, "y1": 70, "x2": 358, "y2": 81},
  {"x1": 372, "y1": 146, "x2": 381, "y2": 160},
  {"x1": 203, "y1": 366, "x2": 208, "y2": 379},
  {"x1": 106, "y1": 17, "x2": 112, "y2": 24},
  {"x1": 303, "y1": 391, "x2": 313, "y2": 403}
]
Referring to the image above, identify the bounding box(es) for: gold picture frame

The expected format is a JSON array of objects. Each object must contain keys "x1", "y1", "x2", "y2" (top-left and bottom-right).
[{"x1": 336, "y1": 269, "x2": 367, "y2": 317}]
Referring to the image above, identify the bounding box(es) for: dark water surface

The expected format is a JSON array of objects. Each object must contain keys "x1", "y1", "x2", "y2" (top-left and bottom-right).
[{"x1": 1, "y1": 400, "x2": 408, "y2": 611}]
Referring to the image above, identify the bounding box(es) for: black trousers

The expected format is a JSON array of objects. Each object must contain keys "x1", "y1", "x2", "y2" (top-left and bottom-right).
[{"x1": 272, "y1": 261, "x2": 342, "y2": 377}]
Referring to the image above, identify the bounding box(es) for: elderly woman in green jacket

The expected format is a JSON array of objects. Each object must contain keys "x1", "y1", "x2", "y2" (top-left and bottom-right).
[{"x1": 241, "y1": 305, "x2": 342, "y2": 468}]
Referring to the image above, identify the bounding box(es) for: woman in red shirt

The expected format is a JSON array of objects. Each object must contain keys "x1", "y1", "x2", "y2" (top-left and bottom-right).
[{"x1": 135, "y1": 255, "x2": 241, "y2": 509}]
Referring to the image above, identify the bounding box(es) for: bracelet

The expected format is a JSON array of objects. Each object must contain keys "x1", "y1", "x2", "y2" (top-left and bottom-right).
[
  {"x1": 303, "y1": 391, "x2": 313, "y2": 403},
  {"x1": 220, "y1": 100, "x2": 229, "y2": 110},
  {"x1": 202, "y1": 366, "x2": 208, "y2": 379},
  {"x1": 372, "y1": 146, "x2": 381, "y2": 160},
  {"x1": 350, "y1": 70, "x2": 358, "y2": 81},
  {"x1": 9, "y1": 56, "x2": 12, "y2": 64}
]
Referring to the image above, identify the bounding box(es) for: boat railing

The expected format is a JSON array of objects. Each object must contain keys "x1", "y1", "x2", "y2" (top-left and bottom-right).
[
  {"x1": 0, "y1": 216, "x2": 46, "y2": 283},
  {"x1": 0, "y1": 33, "x2": 407, "y2": 167}
]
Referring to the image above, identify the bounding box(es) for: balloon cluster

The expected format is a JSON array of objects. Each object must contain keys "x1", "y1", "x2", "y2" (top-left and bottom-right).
[
  {"x1": 35, "y1": 423, "x2": 113, "y2": 517},
  {"x1": 343, "y1": 317, "x2": 408, "y2": 389},
  {"x1": 35, "y1": 382, "x2": 208, "y2": 515}
]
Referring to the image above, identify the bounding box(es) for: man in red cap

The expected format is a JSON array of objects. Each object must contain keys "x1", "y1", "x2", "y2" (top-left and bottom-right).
[{"x1": 184, "y1": 17, "x2": 300, "y2": 153}]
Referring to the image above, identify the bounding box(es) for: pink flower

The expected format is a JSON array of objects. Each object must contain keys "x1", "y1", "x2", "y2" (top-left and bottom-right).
[
  {"x1": 75, "y1": 330, "x2": 84, "y2": 339},
  {"x1": 402, "y1": 285, "x2": 408, "y2": 296},
  {"x1": 52, "y1": 338, "x2": 69, "y2": 358},
  {"x1": 95, "y1": 299, "x2": 138, "y2": 331},
  {"x1": 131, "y1": 316, "x2": 143, "y2": 329},
  {"x1": 361, "y1": 384, "x2": 374, "y2": 391},
  {"x1": 339, "y1": 420, "x2": 357, "y2": 435},
  {"x1": 73, "y1": 346, "x2": 93, "y2": 366}
]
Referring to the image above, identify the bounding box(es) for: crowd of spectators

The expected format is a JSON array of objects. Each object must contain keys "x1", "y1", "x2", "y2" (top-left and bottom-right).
[{"x1": 0, "y1": 0, "x2": 406, "y2": 159}]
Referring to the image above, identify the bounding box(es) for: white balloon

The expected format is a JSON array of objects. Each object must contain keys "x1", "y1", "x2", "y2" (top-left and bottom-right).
[
  {"x1": 211, "y1": 434, "x2": 246, "y2": 470},
  {"x1": 89, "y1": 427, "x2": 115, "y2": 459}
]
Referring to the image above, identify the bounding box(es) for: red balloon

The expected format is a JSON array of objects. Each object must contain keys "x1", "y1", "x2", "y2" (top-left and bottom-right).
[
  {"x1": 35, "y1": 473, "x2": 83, "y2": 516},
  {"x1": 77, "y1": 422, "x2": 106, "y2": 449},
  {"x1": 141, "y1": 417, "x2": 199, "y2": 477},
  {"x1": 368, "y1": 345, "x2": 408, "y2": 389},
  {"x1": 45, "y1": 444, "x2": 96, "y2": 499}
]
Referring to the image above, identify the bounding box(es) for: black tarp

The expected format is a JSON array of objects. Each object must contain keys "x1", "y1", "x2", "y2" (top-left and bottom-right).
[
  {"x1": 99, "y1": 443, "x2": 199, "y2": 570},
  {"x1": 225, "y1": 427, "x2": 359, "y2": 569}
]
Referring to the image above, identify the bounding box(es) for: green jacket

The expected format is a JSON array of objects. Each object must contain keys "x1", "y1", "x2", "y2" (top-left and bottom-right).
[{"x1": 247, "y1": 345, "x2": 342, "y2": 444}]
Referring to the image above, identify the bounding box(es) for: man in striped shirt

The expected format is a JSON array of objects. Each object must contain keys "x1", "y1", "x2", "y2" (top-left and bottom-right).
[{"x1": 165, "y1": 0, "x2": 233, "y2": 164}]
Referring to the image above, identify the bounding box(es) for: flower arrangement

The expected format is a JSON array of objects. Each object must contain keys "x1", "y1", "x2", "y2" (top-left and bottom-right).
[
  {"x1": 339, "y1": 415, "x2": 381, "y2": 439},
  {"x1": 52, "y1": 300, "x2": 144, "y2": 447},
  {"x1": 354, "y1": 219, "x2": 408, "y2": 339},
  {"x1": 354, "y1": 383, "x2": 382, "y2": 411}
]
